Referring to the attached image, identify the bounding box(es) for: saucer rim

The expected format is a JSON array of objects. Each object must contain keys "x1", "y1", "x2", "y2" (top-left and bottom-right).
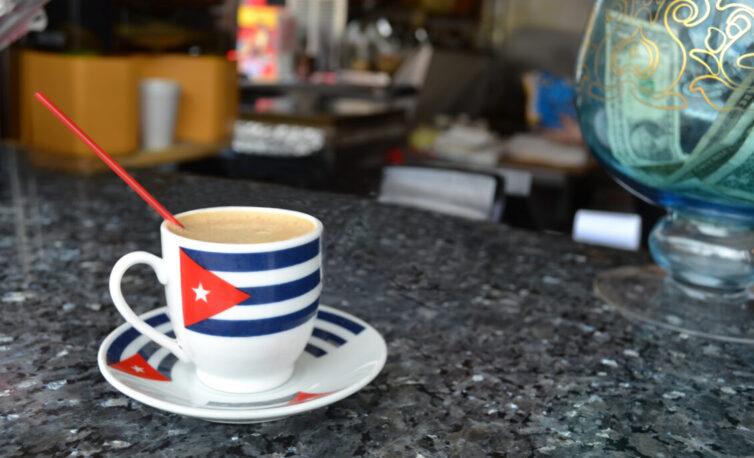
[{"x1": 97, "y1": 305, "x2": 387, "y2": 421}]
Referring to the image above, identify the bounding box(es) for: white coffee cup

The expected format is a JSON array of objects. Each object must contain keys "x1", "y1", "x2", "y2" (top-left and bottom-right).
[
  {"x1": 140, "y1": 78, "x2": 181, "y2": 151},
  {"x1": 109, "y1": 207, "x2": 323, "y2": 393}
]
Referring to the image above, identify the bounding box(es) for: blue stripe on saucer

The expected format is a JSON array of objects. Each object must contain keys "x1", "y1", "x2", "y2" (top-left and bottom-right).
[
  {"x1": 187, "y1": 300, "x2": 319, "y2": 337},
  {"x1": 181, "y1": 239, "x2": 319, "y2": 273},
  {"x1": 317, "y1": 310, "x2": 365, "y2": 335},
  {"x1": 157, "y1": 353, "x2": 178, "y2": 379},
  {"x1": 137, "y1": 340, "x2": 162, "y2": 362},
  {"x1": 311, "y1": 327, "x2": 346, "y2": 346},
  {"x1": 239, "y1": 270, "x2": 320, "y2": 305},
  {"x1": 304, "y1": 344, "x2": 327, "y2": 358},
  {"x1": 107, "y1": 313, "x2": 170, "y2": 365}
]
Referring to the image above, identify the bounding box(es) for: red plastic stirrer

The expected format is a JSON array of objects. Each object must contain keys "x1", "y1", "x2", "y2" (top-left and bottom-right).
[{"x1": 34, "y1": 92, "x2": 184, "y2": 228}]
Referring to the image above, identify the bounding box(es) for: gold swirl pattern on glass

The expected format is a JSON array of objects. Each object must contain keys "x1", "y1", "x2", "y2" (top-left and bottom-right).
[{"x1": 577, "y1": 0, "x2": 754, "y2": 111}]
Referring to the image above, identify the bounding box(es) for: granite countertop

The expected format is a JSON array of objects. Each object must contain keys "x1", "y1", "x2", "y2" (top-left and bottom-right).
[{"x1": 1, "y1": 152, "x2": 753, "y2": 456}]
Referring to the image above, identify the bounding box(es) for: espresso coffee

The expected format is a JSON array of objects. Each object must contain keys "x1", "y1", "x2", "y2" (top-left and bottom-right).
[{"x1": 169, "y1": 209, "x2": 315, "y2": 244}]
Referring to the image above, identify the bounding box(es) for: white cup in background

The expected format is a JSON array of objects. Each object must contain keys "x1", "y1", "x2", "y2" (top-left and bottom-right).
[
  {"x1": 572, "y1": 209, "x2": 642, "y2": 251},
  {"x1": 140, "y1": 78, "x2": 181, "y2": 151}
]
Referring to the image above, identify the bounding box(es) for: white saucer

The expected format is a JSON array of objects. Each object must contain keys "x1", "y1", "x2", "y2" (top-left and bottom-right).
[{"x1": 98, "y1": 305, "x2": 387, "y2": 423}]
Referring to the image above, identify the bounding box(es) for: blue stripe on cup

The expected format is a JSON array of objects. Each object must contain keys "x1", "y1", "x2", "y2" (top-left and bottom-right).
[
  {"x1": 186, "y1": 300, "x2": 319, "y2": 337},
  {"x1": 239, "y1": 270, "x2": 321, "y2": 305},
  {"x1": 181, "y1": 239, "x2": 319, "y2": 273}
]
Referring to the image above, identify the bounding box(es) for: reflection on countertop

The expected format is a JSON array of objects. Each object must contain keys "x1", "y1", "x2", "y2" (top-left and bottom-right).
[{"x1": 1, "y1": 149, "x2": 753, "y2": 456}]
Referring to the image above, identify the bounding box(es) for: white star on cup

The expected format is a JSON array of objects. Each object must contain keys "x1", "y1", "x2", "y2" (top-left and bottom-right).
[
  {"x1": 131, "y1": 365, "x2": 144, "y2": 373},
  {"x1": 192, "y1": 283, "x2": 210, "y2": 303}
]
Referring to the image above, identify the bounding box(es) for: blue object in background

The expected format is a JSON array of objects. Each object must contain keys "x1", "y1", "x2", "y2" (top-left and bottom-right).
[{"x1": 535, "y1": 72, "x2": 576, "y2": 129}]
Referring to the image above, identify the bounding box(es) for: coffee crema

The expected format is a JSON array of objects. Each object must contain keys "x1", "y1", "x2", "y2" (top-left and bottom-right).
[{"x1": 168, "y1": 209, "x2": 315, "y2": 244}]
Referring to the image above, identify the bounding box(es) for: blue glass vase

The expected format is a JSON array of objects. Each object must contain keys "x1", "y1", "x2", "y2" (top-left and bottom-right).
[{"x1": 575, "y1": 0, "x2": 754, "y2": 342}]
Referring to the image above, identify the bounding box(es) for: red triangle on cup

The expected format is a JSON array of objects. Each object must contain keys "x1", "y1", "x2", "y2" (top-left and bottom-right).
[{"x1": 180, "y1": 249, "x2": 251, "y2": 327}]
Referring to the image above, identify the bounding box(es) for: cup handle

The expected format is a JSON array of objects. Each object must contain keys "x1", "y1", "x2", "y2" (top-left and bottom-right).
[{"x1": 109, "y1": 251, "x2": 191, "y2": 362}]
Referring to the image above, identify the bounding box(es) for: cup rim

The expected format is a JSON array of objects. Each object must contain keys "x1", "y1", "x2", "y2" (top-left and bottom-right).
[{"x1": 160, "y1": 206, "x2": 323, "y2": 251}]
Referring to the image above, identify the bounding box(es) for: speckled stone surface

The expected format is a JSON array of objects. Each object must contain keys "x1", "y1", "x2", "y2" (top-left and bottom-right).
[{"x1": 1, "y1": 154, "x2": 753, "y2": 457}]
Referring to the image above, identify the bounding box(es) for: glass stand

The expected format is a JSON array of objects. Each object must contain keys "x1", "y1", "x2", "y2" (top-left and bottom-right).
[
  {"x1": 595, "y1": 265, "x2": 754, "y2": 344},
  {"x1": 572, "y1": 1, "x2": 754, "y2": 345}
]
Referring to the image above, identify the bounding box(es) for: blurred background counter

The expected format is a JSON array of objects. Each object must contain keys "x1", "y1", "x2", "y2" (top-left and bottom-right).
[{"x1": 2, "y1": 0, "x2": 652, "y2": 239}]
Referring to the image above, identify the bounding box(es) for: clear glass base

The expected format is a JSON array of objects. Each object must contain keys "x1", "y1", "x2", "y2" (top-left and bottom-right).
[
  {"x1": 595, "y1": 265, "x2": 754, "y2": 344},
  {"x1": 649, "y1": 212, "x2": 754, "y2": 292}
]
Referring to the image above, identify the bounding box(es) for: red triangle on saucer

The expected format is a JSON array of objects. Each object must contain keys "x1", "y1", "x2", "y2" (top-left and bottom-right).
[
  {"x1": 110, "y1": 353, "x2": 170, "y2": 381},
  {"x1": 285, "y1": 391, "x2": 335, "y2": 406}
]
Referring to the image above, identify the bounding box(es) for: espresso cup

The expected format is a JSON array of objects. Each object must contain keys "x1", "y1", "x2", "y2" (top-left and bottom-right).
[{"x1": 109, "y1": 207, "x2": 323, "y2": 393}]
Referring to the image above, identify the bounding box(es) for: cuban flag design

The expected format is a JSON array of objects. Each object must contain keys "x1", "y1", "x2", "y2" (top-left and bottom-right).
[
  {"x1": 105, "y1": 307, "x2": 368, "y2": 409},
  {"x1": 178, "y1": 238, "x2": 321, "y2": 337},
  {"x1": 106, "y1": 313, "x2": 177, "y2": 381}
]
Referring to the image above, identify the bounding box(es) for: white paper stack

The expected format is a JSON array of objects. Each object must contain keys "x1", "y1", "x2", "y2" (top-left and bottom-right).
[{"x1": 378, "y1": 166, "x2": 502, "y2": 221}]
